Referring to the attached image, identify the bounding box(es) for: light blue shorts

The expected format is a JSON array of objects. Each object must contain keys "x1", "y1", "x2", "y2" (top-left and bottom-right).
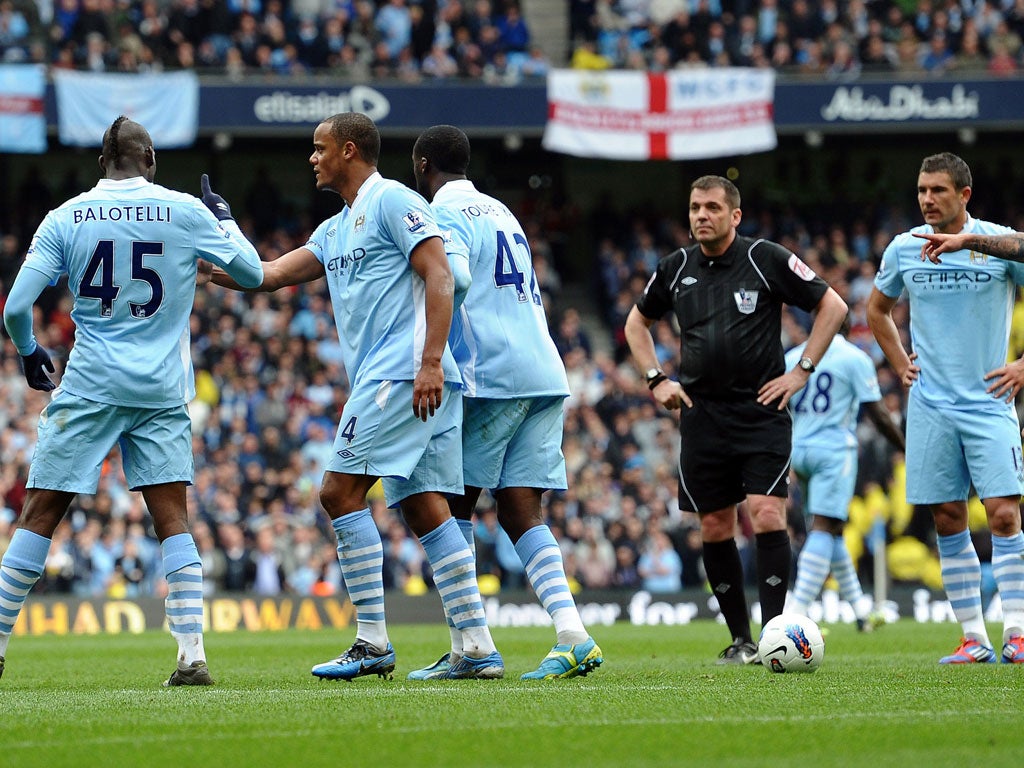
[
  {"x1": 791, "y1": 443, "x2": 856, "y2": 521},
  {"x1": 462, "y1": 395, "x2": 568, "y2": 492},
  {"x1": 327, "y1": 380, "x2": 463, "y2": 507},
  {"x1": 905, "y1": 393, "x2": 1024, "y2": 503},
  {"x1": 28, "y1": 389, "x2": 193, "y2": 493}
]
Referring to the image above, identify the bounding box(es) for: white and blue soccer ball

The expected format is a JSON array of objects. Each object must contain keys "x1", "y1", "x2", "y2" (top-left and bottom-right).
[{"x1": 757, "y1": 613, "x2": 825, "y2": 673}]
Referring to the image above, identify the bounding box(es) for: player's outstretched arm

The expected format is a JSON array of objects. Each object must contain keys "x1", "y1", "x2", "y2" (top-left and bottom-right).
[
  {"x1": 210, "y1": 245, "x2": 324, "y2": 292},
  {"x1": 914, "y1": 231, "x2": 1024, "y2": 264}
]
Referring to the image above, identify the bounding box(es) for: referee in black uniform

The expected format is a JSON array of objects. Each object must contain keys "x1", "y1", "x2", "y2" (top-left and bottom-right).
[{"x1": 625, "y1": 175, "x2": 848, "y2": 663}]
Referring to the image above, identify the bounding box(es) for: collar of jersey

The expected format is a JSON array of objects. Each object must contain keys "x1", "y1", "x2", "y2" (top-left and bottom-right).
[
  {"x1": 698, "y1": 240, "x2": 737, "y2": 267},
  {"x1": 96, "y1": 177, "x2": 152, "y2": 190},
  {"x1": 349, "y1": 171, "x2": 384, "y2": 211},
  {"x1": 434, "y1": 179, "x2": 477, "y2": 203}
]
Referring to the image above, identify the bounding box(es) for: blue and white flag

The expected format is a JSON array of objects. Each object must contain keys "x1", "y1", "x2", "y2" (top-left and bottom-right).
[
  {"x1": 54, "y1": 70, "x2": 199, "y2": 148},
  {"x1": 0, "y1": 64, "x2": 46, "y2": 153}
]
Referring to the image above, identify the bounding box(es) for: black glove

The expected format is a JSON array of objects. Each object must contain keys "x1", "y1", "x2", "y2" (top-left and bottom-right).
[
  {"x1": 21, "y1": 345, "x2": 55, "y2": 391},
  {"x1": 200, "y1": 173, "x2": 233, "y2": 221}
]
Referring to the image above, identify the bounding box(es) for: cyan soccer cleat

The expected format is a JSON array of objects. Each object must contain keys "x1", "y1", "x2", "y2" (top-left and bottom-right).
[
  {"x1": 521, "y1": 637, "x2": 604, "y2": 680},
  {"x1": 407, "y1": 652, "x2": 455, "y2": 680},
  {"x1": 442, "y1": 650, "x2": 504, "y2": 679}
]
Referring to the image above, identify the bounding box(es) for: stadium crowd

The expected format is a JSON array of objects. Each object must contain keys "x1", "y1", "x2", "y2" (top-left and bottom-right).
[
  {"x1": 3, "y1": 0, "x2": 1024, "y2": 80},
  {"x1": 570, "y1": 0, "x2": 1024, "y2": 76},
  {"x1": 4, "y1": 152, "x2": 998, "y2": 603}
]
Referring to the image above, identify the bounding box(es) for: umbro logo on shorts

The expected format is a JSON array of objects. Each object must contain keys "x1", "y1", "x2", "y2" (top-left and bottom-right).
[{"x1": 337, "y1": 449, "x2": 356, "y2": 459}]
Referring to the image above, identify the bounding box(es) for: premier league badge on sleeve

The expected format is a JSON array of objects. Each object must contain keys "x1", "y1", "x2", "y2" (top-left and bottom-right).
[{"x1": 402, "y1": 210, "x2": 426, "y2": 233}]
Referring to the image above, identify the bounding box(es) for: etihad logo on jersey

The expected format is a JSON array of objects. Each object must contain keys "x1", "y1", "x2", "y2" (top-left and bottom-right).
[
  {"x1": 402, "y1": 210, "x2": 426, "y2": 233},
  {"x1": 910, "y1": 271, "x2": 992, "y2": 285},
  {"x1": 326, "y1": 247, "x2": 366, "y2": 272},
  {"x1": 734, "y1": 288, "x2": 759, "y2": 314}
]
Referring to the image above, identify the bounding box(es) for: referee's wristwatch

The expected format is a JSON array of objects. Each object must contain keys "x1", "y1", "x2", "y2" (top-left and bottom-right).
[
  {"x1": 798, "y1": 356, "x2": 816, "y2": 374},
  {"x1": 645, "y1": 367, "x2": 668, "y2": 390}
]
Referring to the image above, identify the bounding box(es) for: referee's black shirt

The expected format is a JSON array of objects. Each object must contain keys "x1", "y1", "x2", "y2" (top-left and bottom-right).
[{"x1": 636, "y1": 234, "x2": 829, "y2": 401}]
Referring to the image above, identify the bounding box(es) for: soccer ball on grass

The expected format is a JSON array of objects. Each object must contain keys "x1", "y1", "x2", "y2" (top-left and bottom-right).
[{"x1": 757, "y1": 613, "x2": 825, "y2": 673}]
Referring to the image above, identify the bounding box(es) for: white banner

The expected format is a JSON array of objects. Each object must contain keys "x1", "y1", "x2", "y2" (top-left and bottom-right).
[
  {"x1": 54, "y1": 70, "x2": 199, "y2": 148},
  {"x1": 0, "y1": 64, "x2": 46, "y2": 153},
  {"x1": 543, "y1": 68, "x2": 776, "y2": 161}
]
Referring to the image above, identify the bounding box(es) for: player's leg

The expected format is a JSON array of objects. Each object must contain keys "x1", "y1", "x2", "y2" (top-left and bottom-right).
[
  {"x1": 1, "y1": 391, "x2": 116, "y2": 681},
  {"x1": 311, "y1": 469, "x2": 393, "y2": 680},
  {"x1": 387, "y1": 387, "x2": 501, "y2": 679},
  {"x1": 140, "y1": 482, "x2": 213, "y2": 686},
  {"x1": 982, "y1": 496, "x2": 1024, "y2": 662},
  {"x1": 963, "y1": 408, "x2": 1024, "y2": 662},
  {"x1": 315, "y1": 379, "x2": 438, "y2": 680},
  {"x1": 401, "y1": 492, "x2": 502, "y2": 679},
  {"x1": 123, "y1": 404, "x2": 212, "y2": 686},
  {"x1": 0, "y1": 489, "x2": 75, "y2": 679},
  {"x1": 789, "y1": 515, "x2": 835, "y2": 618},
  {"x1": 407, "y1": 485, "x2": 484, "y2": 679},
  {"x1": 911, "y1": 399, "x2": 994, "y2": 662}
]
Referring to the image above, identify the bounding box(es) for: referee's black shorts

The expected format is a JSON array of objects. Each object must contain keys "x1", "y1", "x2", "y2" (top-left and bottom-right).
[{"x1": 677, "y1": 398, "x2": 792, "y2": 514}]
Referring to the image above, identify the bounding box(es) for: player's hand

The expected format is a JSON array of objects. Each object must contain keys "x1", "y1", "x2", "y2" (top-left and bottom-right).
[
  {"x1": 650, "y1": 378, "x2": 690, "y2": 411},
  {"x1": 899, "y1": 352, "x2": 921, "y2": 388},
  {"x1": 200, "y1": 174, "x2": 233, "y2": 220},
  {"x1": 757, "y1": 370, "x2": 806, "y2": 410},
  {"x1": 20, "y1": 345, "x2": 56, "y2": 391},
  {"x1": 196, "y1": 258, "x2": 213, "y2": 286},
  {"x1": 913, "y1": 231, "x2": 966, "y2": 264},
  {"x1": 984, "y1": 358, "x2": 1024, "y2": 402},
  {"x1": 412, "y1": 360, "x2": 444, "y2": 421}
]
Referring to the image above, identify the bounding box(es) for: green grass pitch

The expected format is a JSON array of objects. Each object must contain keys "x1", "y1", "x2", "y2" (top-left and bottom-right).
[{"x1": 1, "y1": 620, "x2": 1019, "y2": 768}]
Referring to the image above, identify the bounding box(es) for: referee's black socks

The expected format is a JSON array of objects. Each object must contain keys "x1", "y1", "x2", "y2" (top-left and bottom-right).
[
  {"x1": 703, "y1": 538, "x2": 752, "y2": 643},
  {"x1": 755, "y1": 529, "x2": 791, "y2": 623}
]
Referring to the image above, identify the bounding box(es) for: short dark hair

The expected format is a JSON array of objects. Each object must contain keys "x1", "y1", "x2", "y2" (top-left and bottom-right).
[
  {"x1": 101, "y1": 115, "x2": 152, "y2": 171},
  {"x1": 691, "y1": 175, "x2": 741, "y2": 209},
  {"x1": 414, "y1": 125, "x2": 471, "y2": 175},
  {"x1": 325, "y1": 112, "x2": 380, "y2": 165},
  {"x1": 919, "y1": 152, "x2": 972, "y2": 190}
]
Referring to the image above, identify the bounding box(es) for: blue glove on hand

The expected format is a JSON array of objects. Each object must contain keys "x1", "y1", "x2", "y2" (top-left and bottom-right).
[
  {"x1": 200, "y1": 173, "x2": 233, "y2": 220},
  {"x1": 21, "y1": 345, "x2": 55, "y2": 391}
]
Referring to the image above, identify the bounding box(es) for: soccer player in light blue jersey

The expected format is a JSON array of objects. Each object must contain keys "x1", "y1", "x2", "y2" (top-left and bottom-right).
[
  {"x1": 868, "y1": 152, "x2": 1024, "y2": 664},
  {"x1": 0, "y1": 116, "x2": 265, "y2": 686},
  {"x1": 406, "y1": 125, "x2": 603, "y2": 681},
  {"x1": 211, "y1": 113, "x2": 502, "y2": 681},
  {"x1": 785, "y1": 319, "x2": 905, "y2": 628}
]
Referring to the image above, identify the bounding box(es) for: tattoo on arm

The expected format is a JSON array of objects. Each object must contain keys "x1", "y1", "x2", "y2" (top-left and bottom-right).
[{"x1": 965, "y1": 233, "x2": 1024, "y2": 262}]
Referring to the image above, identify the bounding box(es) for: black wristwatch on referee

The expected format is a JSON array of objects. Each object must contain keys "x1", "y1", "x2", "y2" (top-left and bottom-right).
[
  {"x1": 645, "y1": 367, "x2": 668, "y2": 390},
  {"x1": 798, "y1": 356, "x2": 816, "y2": 373}
]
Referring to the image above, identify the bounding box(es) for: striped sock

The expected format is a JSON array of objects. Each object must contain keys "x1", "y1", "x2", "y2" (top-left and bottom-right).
[
  {"x1": 0, "y1": 529, "x2": 49, "y2": 658},
  {"x1": 991, "y1": 531, "x2": 1024, "y2": 640},
  {"x1": 332, "y1": 509, "x2": 388, "y2": 650},
  {"x1": 447, "y1": 519, "x2": 476, "y2": 654},
  {"x1": 162, "y1": 533, "x2": 206, "y2": 665},
  {"x1": 515, "y1": 525, "x2": 587, "y2": 645},
  {"x1": 790, "y1": 530, "x2": 832, "y2": 616},
  {"x1": 937, "y1": 530, "x2": 989, "y2": 645},
  {"x1": 420, "y1": 517, "x2": 495, "y2": 657},
  {"x1": 831, "y1": 533, "x2": 870, "y2": 619}
]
